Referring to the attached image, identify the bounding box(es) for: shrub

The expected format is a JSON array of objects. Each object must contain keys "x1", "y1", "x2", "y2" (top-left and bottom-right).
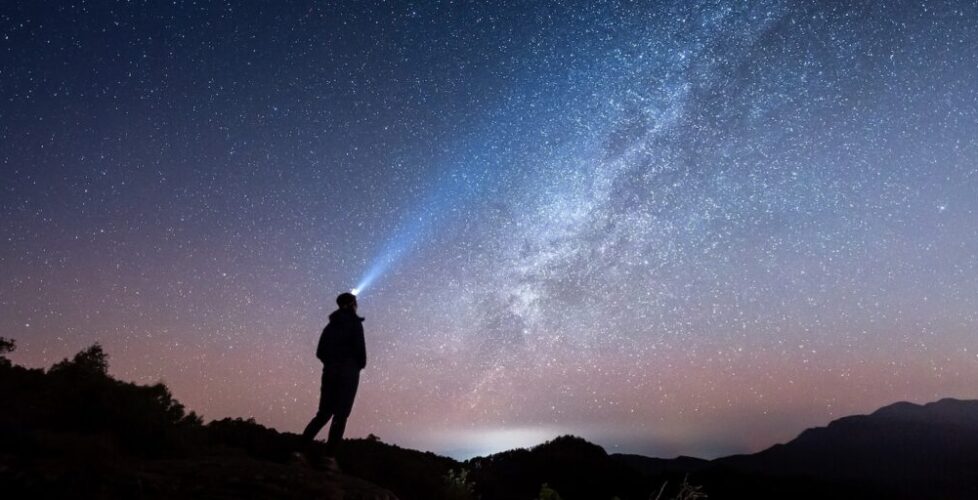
[
  {"x1": 443, "y1": 468, "x2": 478, "y2": 500},
  {"x1": 0, "y1": 336, "x2": 16, "y2": 368}
]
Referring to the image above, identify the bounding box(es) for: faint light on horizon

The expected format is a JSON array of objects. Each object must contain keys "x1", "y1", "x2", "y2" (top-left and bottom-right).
[{"x1": 424, "y1": 426, "x2": 563, "y2": 459}]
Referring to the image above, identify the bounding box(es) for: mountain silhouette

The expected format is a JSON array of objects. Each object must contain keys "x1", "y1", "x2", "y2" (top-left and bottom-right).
[
  {"x1": 709, "y1": 398, "x2": 978, "y2": 498},
  {"x1": 2, "y1": 340, "x2": 976, "y2": 499},
  {"x1": 608, "y1": 399, "x2": 978, "y2": 499},
  {"x1": 465, "y1": 435, "x2": 649, "y2": 500}
]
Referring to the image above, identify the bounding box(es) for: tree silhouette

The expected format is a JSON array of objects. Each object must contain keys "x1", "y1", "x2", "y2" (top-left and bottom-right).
[{"x1": 49, "y1": 342, "x2": 109, "y2": 377}]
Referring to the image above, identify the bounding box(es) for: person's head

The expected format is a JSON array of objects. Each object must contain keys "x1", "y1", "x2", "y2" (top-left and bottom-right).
[{"x1": 336, "y1": 292, "x2": 358, "y2": 311}]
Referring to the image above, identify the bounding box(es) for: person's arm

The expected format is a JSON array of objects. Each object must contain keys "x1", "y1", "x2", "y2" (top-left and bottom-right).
[
  {"x1": 354, "y1": 320, "x2": 366, "y2": 370},
  {"x1": 316, "y1": 324, "x2": 330, "y2": 362}
]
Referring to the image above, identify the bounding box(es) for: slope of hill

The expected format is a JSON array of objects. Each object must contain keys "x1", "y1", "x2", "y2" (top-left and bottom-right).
[
  {"x1": 611, "y1": 454, "x2": 709, "y2": 477},
  {"x1": 0, "y1": 343, "x2": 399, "y2": 499}
]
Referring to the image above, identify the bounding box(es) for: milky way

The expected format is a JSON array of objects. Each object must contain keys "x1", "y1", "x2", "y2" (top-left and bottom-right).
[{"x1": 2, "y1": 1, "x2": 977, "y2": 458}]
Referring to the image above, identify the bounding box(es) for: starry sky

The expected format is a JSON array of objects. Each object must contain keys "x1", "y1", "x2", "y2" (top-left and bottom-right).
[{"x1": 2, "y1": 0, "x2": 977, "y2": 459}]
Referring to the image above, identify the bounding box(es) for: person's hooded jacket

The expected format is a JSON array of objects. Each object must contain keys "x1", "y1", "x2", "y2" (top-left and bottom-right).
[{"x1": 316, "y1": 308, "x2": 366, "y2": 370}]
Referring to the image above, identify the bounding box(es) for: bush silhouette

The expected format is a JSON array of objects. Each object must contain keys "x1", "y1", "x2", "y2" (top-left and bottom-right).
[
  {"x1": 443, "y1": 468, "x2": 478, "y2": 500},
  {"x1": 0, "y1": 336, "x2": 15, "y2": 368}
]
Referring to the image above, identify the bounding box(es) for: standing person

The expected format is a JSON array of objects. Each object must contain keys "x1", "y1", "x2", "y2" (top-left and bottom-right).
[{"x1": 302, "y1": 292, "x2": 366, "y2": 457}]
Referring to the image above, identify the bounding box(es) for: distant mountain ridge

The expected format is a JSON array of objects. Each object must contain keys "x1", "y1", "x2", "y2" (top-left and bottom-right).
[
  {"x1": 716, "y1": 397, "x2": 978, "y2": 479},
  {"x1": 871, "y1": 397, "x2": 978, "y2": 426},
  {"x1": 613, "y1": 398, "x2": 978, "y2": 499},
  {"x1": 455, "y1": 398, "x2": 978, "y2": 499}
]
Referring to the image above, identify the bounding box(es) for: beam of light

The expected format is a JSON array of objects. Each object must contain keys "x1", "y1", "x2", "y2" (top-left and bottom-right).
[
  {"x1": 352, "y1": 109, "x2": 532, "y2": 296},
  {"x1": 353, "y1": 157, "x2": 491, "y2": 296},
  {"x1": 354, "y1": 211, "x2": 428, "y2": 295},
  {"x1": 350, "y1": 27, "x2": 663, "y2": 296}
]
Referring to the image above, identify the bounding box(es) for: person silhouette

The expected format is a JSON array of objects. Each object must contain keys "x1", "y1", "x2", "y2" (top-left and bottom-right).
[{"x1": 302, "y1": 292, "x2": 366, "y2": 457}]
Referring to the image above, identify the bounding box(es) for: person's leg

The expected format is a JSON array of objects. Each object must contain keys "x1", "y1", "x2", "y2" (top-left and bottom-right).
[
  {"x1": 324, "y1": 415, "x2": 348, "y2": 455},
  {"x1": 302, "y1": 368, "x2": 336, "y2": 442},
  {"x1": 324, "y1": 369, "x2": 360, "y2": 454},
  {"x1": 302, "y1": 411, "x2": 332, "y2": 441}
]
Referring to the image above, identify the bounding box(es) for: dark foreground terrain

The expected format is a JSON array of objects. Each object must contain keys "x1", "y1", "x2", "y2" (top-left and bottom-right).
[{"x1": 2, "y1": 339, "x2": 976, "y2": 499}]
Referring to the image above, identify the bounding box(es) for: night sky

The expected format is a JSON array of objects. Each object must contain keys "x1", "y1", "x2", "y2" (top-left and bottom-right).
[{"x1": 2, "y1": 1, "x2": 977, "y2": 459}]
